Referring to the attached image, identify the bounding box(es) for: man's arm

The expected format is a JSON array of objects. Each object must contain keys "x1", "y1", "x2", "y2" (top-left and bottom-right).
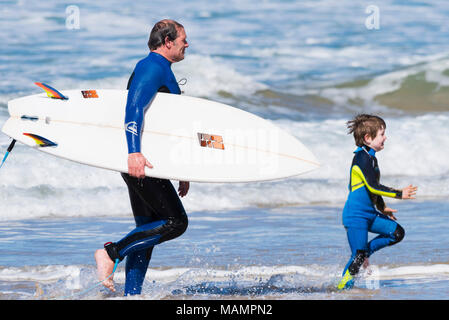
[
  {"x1": 124, "y1": 64, "x2": 163, "y2": 177},
  {"x1": 125, "y1": 65, "x2": 163, "y2": 154}
]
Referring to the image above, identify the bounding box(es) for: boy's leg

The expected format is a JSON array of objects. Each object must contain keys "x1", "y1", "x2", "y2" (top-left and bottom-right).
[
  {"x1": 343, "y1": 227, "x2": 368, "y2": 274},
  {"x1": 367, "y1": 214, "x2": 405, "y2": 257},
  {"x1": 338, "y1": 227, "x2": 369, "y2": 290}
]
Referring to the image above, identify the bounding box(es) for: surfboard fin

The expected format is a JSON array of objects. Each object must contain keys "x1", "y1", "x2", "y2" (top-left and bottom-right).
[
  {"x1": 34, "y1": 82, "x2": 68, "y2": 100},
  {"x1": 23, "y1": 133, "x2": 58, "y2": 147}
]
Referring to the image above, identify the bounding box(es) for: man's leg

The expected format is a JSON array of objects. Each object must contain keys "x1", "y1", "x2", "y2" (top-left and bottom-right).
[
  {"x1": 124, "y1": 246, "x2": 154, "y2": 295},
  {"x1": 95, "y1": 177, "x2": 155, "y2": 293},
  {"x1": 123, "y1": 192, "x2": 157, "y2": 296},
  {"x1": 98, "y1": 174, "x2": 188, "y2": 294},
  {"x1": 108, "y1": 175, "x2": 188, "y2": 260}
]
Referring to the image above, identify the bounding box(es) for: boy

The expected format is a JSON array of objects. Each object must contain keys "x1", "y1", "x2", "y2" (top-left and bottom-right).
[{"x1": 337, "y1": 114, "x2": 417, "y2": 290}]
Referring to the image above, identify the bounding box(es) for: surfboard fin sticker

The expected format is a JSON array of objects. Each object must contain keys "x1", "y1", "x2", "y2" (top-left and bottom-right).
[
  {"x1": 197, "y1": 133, "x2": 225, "y2": 150},
  {"x1": 34, "y1": 82, "x2": 68, "y2": 100},
  {"x1": 23, "y1": 133, "x2": 58, "y2": 147}
]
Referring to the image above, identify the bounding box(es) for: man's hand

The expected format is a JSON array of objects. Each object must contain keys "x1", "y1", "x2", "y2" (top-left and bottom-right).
[
  {"x1": 382, "y1": 207, "x2": 397, "y2": 221},
  {"x1": 128, "y1": 152, "x2": 153, "y2": 178},
  {"x1": 178, "y1": 181, "x2": 190, "y2": 197},
  {"x1": 402, "y1": 184, "x2": 417, "y2": 200}
]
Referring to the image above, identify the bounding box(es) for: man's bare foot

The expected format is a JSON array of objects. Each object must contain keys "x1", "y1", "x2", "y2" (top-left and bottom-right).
[{"x1": 94, "y1": 249, "x2": 116, "y2": 292}]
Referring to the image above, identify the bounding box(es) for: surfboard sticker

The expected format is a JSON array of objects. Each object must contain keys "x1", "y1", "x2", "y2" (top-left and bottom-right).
[
  {"x1": 81, "y1": 90, "x2": 99, "y2": 98},
  {"x1": 23, "y1": 133, "x2": 58, "y2": 147},
  {"x1": 197, "y1": 133, "x2": 225, "y2": 150}
]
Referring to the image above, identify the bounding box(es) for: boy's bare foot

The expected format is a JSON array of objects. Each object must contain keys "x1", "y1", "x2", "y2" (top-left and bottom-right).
[
  {"x1": 362, "y1": 257, "x2": 370, "y2": 269},
  {"x1": 95, "y1": 249, "x2": 116, "y2": 292}
]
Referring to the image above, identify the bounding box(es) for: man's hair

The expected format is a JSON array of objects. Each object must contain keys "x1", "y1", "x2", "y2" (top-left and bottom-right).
[
  {"x1": 346, "y1": 114, "x2": 386, "y2": 147},
  {"x1": 148, "y1": 19, "x2": 184, "y2": 50}
]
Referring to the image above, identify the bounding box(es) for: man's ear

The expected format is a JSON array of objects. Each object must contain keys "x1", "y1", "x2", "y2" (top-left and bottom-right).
[{"x1": 164, "y1": 36, "x2": 173, "y2": 49}]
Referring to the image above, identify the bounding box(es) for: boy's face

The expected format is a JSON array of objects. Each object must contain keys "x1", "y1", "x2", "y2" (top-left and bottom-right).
[{"x1": 365, "y1": 127, "x2": 386, "y2": 152}]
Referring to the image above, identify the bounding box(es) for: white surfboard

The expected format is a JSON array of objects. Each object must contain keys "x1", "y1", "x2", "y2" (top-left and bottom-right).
[{"x1": 1, "y1": 86, "x2": 319, "y2": 182}]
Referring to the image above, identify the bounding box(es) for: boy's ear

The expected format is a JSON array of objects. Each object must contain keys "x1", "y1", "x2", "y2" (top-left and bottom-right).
[{"x1": 363, "y1": 133, "x2": 372, "y2": 145}]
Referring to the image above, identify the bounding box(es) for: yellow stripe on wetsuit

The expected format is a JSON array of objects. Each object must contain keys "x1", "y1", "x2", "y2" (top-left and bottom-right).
[{"x1": 350, "y1": 165, "x2": 399, "y2": 198}]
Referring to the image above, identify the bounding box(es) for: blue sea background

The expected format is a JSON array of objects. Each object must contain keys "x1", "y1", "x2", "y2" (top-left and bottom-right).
[{"x1": 1, "y1": 0, "x2": 449, "y2": 299}]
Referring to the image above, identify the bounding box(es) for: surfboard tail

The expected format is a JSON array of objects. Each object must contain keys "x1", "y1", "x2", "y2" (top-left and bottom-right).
[{"x1": 34, "y1": 82, "x2": 68, "y2": 100}]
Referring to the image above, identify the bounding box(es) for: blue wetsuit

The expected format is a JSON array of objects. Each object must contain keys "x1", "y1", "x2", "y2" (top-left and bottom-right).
[
  {"x1": 104, "y1": 52, "x2": 188, "y2": 295},
  {"x1": 124, "y1": 52, "x2": 181, "y2": 153},
  {"x1": 341, "y1": 145, "x2": 404, "y2": 283}
]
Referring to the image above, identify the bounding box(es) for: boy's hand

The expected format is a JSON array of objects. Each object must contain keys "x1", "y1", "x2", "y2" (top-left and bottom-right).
[
  {"x1": 382, "y1": 207, "x2": 397, "y2": 220},
  {"x1": 402, "y1": 184, "x2": 417, "y2": 200}
]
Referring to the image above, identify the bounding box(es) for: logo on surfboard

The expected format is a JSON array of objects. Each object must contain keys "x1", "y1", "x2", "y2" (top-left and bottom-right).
[
  {"x1": 197, "y1": 133, "x2": 224, "y2": 150},
  {"x1": 81, "y1": 90, "x2": 99, "y2": 98}
]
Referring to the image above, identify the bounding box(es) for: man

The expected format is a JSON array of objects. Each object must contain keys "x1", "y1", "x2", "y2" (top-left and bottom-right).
[{"x1": 94, "y1": 19, "x2": 190, "y2": 295}]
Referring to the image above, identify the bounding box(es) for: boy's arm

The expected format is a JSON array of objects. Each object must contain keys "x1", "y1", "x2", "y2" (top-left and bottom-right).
[
  {"x1": 352, "y1": 154, "x2": 402, "y2": 199},
  {"x1": 375, "y1": 196, "x2": 386, "y2": 212},
  {"x1": 379, "y1": 184, "x2": 403, "y2": 198}
]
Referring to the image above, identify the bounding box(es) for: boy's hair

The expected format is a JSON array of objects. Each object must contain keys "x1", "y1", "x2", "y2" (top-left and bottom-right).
[{"x1": 346, "y1": 114, "x2": 386, "y2": 147}]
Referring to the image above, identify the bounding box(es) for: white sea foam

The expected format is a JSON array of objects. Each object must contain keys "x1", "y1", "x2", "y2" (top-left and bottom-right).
[
  {"x1": 379, "y1": 264, "x2": 449, "y2": 279},
  {"x1": 1, "y1": 262, "x2": 448, "y2": 300},
  {"x1": 173, "y1": 54, "x2": 268, "y2": 98}
]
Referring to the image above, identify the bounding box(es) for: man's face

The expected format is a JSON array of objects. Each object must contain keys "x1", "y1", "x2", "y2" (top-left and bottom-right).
[{"x1": 169, "y1": 27, "x2": 188, "y2": 62}]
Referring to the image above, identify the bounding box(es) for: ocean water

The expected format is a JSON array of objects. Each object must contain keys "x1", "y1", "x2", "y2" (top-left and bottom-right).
[{"x1": 1, "y1": 0, "x2": 449, "y2": 300}]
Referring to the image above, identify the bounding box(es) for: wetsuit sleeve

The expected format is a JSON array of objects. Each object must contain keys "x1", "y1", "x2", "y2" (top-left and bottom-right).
[
  {"x1": 376, "y1": 185, "x2": 405, "y2": 211},
  {"x1": 351, "y1": 154, "x2": 402, "y2": 199},
  {"x1": 375, "y1": 195, "x2": 386, "y2": 212},
  {"x1": 124, "y1": 64, "x2": 164, "y2": 154}
]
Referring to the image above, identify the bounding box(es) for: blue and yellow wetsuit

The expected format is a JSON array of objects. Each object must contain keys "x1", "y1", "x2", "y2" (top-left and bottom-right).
[
  {"x1": 104, "y1": 52, "x2": 188, "y2": 296},
  {"x1": 338, "y1": 145, "x2": 405, "y2": 290}
]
